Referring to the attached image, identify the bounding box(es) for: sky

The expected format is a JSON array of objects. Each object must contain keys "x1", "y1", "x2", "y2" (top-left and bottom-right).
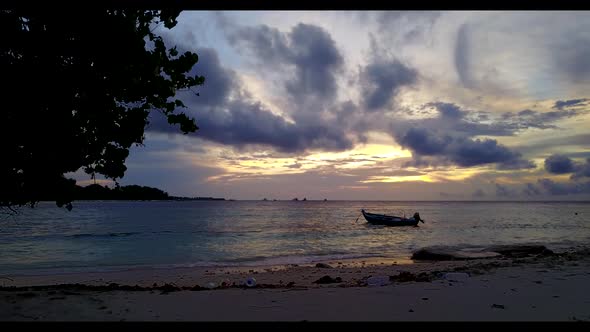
[{"x1": 73, "y1": 11, "x2": 590, "y2": 200}]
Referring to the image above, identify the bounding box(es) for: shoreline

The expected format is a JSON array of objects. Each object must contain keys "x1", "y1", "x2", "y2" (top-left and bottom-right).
[
  {"x1": 0, "y1": 254, "x2": 417, "y2": 288},
  {"x1": 1, "y1": 245, "x2": 590, "y2": 321},
  {"x1": 1, "y1": 245, "x2": 585, "y2": 289}
]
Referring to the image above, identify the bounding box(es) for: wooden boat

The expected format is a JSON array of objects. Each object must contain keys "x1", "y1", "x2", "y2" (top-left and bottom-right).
[{"x1": 361, "y1": 209, "x2": 424, "y2": 226}]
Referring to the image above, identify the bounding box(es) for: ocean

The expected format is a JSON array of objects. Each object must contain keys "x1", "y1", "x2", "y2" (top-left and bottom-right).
[{"x1": 1, "y1": 201, "x2": 589, "y2": 274}]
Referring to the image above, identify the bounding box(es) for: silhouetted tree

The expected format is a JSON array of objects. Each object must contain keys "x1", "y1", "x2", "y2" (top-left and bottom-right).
[{"x1": 0, "y1": 9, "x2": 204, "y2": 210}]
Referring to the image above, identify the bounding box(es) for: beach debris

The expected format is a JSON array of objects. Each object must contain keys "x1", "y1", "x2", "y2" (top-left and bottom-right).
[
  {"x1": 412, "y1": 247, "x2": 502, "y2": 261},
  {"x1": 442, "y1": 272, "x2": 470, "y2": 281},
  {"x1": 220, "y1": 279, "x2": 231, "y2": 288},
  {"x1": 158, "y1": 284, "x2": 181, "y2": 294},
  {"x1": 412, "y1": 245, "x2": 553, "y2": 261},
  {"x1": 313, "y1": 275, "x2": 342, "y2": 284},
  {"x1": 412, "y1": 248, "x2": 457, "y2": 261},
  {"x1": 315, "y1": 263, "x2": 334, "y2": 269},
  {"x1": 366, "y1": 276, "x2": 391, "y2": 287},
  {"x1": 245, "y1": 277, "x2": 257, "y2": 287},
  {"x1": 205, "y1": 282, "x2": 217, "y2": 289},
  {"x1": 484, "y1": 245, "x2": 554, "y2": 258},
  {"x1": 491, "y1": 304, "x2": 505, "y2": 309},
  {"x1": 389, "y1": 271, "x2": 434, "y2": 283}
]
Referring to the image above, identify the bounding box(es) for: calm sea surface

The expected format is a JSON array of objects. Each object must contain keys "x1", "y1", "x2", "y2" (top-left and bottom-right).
[{"x1": 1, "y1": 201, "x2": 589, "y2": 274}]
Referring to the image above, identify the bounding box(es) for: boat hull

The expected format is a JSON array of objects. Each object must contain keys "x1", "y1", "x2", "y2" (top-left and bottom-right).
[{"x1": 362, "y1": 210, "x2": 419, "y2": 226}]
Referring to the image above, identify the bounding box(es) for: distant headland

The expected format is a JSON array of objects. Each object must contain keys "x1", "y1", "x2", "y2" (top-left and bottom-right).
[
  {"x1": 171, "y1": 196, "x2": 226, "y2": 201},
  {"x1": 44, "y1": 184, "x2": 227, "y2": 201}
]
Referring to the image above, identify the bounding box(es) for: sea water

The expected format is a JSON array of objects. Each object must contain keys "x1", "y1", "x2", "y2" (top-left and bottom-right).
[{"x1": 1, "y1": 200, "x2": 588, "y2": 274}]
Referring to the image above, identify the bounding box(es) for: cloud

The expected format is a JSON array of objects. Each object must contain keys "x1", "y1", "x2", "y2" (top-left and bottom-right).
[
  {"x1": 146, "y1": 46, "x2": 354, "y2": 154},
  {"x1": 554, "y1": 35, "x2": 590, "y2": 84},
  {"x1": 514, "y1": 133, "x2": 590, "y2": 156},
  {"x1": 186, "y1": 48, "x2": 237, "y2": 106},
  {"x1": 537, "y1": 178, "x2": 590, "y2": 195},
  {"x1": 543, "y1": 155, "x2": 590, "y2": 179},
  {"x1": 452, "y1": 138, "x2": 534, "y2": 168},
  {"x1": 544, "y1": 154, "x2": 576, "y2": 174},
  {"x1": 151, "y1": 97, "x2": 354, "y2": 154},
  {"x1": 396, "y1": 127, "x2": 450, "y2": 156},
  {"x1": 353, "y1": 34, "x2": 418, "y2": 111},
  {"x1": 455, "y1": 23, "x2": 474, "y2": 88},
  {"x1": 359, "y1": 58, "x2": 417, "y2": 111},
  {"x1": 406, "y1": 102, "x2": 587, "y2": 140},
  {"x1": 389, "y1": 102, "x2": 539, "y2": 169},
  {"x1": 522, "y1": 183, "x2": 542, "y2": 196},
  {"x1": 472, "y1": 189, "x2": 486, "y2": 198},
  {"x1": 227, "y1": 23, "x2": 344, "y2": 102},
  {"x1": 394, "y1": 127, "x2": 534, "y2": 169},
  {"x1": 495, "y1": 183, "x2": 518, "y2": 197},
  {"x1": 385, "y1": 100, "x2": 590, "y2": 170},
  {"x1": 431, "y1": 102, "x2": 465, "y2": 120},
  {"x1": 552, "y1": 98, "x2": 589, "y2": 110},
  {"x1": 375, "y1": 11, "x2": 441, "y2": 44},
  {"x1": 572, "y1": 158, "x2": 590, "y2": 179},
  {"x1": 500, "y1": 108, "x2": 585, "y2": 130}
]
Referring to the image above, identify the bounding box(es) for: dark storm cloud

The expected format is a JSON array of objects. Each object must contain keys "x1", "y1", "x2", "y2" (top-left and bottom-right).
[
  {"x1": 544, "y1": 154, "x2": 576, "y2": 174},
  {"x1": 396, "y1": 128, "x2": 450, "y2": 156},
  {"x1": 414, "y1": 102, "x2": 586, "y2": 139},
  {"x1": 536, "y1": 178, "x2": 590, "y2": 195},
  {"x1": 185, "y1": 48, "x2": 236, "y2": 106},
  {"x1": 395, "y1": 127, "x2": 534, "y2": 169},
  {"x1": 391, "y1": 102, "x2": 588, "y2": 166},
  {"x1": 552, "y1": 98, "x2": 589, "y2": 110},
  {"x1": 500, "y1": 109, "x2": 584, "y2": 130},
  {"x1": 543, "y1": 155, "x2": 590, "y2": 179},
  {"x1": 390, "y1": 102, "x2": 538, "y2": 170},
  {"x1": 150, "y1": 98, "x2": 353, "y2": 153},
  {"x1": 360, "y1": 59, "x2": 417, "y2": 110},
  {"x1": 429, "y1": 102, "x2": 464, "y2": 120},
  {"x1": 227, "y1": 23, "x2": 344, "y2": 101},
  {"x1": 147, "y1": 46, "x2": 353, "y2": 153}
]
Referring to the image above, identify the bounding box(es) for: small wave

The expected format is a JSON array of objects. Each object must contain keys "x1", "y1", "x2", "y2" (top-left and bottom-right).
[
  {"x1": 1, "y1": 253, "x2": 389, "y2": 276},
  {"x1": 160, "y1": 253, "x2": 387, "y2": 269},
  {"x1": 69, "y1": 232, "x2": 140, "y2": 239}
]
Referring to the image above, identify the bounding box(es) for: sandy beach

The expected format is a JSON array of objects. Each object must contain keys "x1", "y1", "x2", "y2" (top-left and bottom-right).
[{"x1": 1, "y1": 246, "x2": 590, "y2": 321}]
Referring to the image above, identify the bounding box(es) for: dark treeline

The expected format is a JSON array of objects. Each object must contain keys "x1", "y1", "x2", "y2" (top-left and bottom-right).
[
  {"x1": 42, "y1": 184, "x2": 170, "y2": 201},
  {"x1": 36, "y1": 184, "x2": 227, "y2": 202}
]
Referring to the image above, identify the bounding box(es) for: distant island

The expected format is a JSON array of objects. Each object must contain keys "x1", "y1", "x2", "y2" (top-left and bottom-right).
[
  {"x1": 171, "y1": 196, "x2": 226, "y2": 201},
  {"x1": 43, "y1": 184, "x2": 226, "y2": 201}
]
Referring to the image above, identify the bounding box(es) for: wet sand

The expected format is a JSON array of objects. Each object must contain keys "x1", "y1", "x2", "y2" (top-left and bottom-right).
[{"x1": 1, "y1": 247, "x2": 590, "y2": 321}]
